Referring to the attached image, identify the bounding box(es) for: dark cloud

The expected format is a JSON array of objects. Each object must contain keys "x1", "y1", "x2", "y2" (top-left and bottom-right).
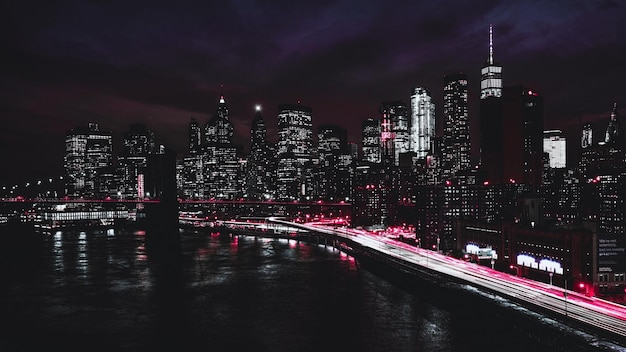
[{"x1": 1, "y1": 0, "x2": 626, "y2": 185}]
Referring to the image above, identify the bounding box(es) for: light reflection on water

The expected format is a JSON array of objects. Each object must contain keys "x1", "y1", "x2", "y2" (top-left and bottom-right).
[{"x1": 1, "y1": 227, "x2": 620, "y2": 352}]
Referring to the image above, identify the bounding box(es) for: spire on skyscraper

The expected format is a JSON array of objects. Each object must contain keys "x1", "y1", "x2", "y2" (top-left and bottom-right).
[
  {"x1": 489, "y1": 24, "x2": 494, "y2": 65},
  {"x1": 480, "y1": 24, "x2": 502, "y2": 99}
]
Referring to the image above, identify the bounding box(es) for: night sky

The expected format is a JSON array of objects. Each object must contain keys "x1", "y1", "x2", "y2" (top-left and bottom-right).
[{"x1": 1, "y1": 0, "x2": 625, "y2": 186}]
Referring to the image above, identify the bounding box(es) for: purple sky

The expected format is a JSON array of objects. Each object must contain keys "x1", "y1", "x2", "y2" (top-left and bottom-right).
[{"x1": 1, "y1": 0, "x2": 625, "y2": 185}]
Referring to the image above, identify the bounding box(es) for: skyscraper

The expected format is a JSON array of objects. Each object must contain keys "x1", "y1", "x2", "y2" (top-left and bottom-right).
[
  {"x1": 205, "y1": 95, "x2": 233, "y2": 144},
  {"x1": 117, "y1": 124, "x2": 156, "y2": 199},
  {"x1": 479, "y1": 24, "x2": 504, "y2": 183},
  {"x1": 318, "y1": 125, "x2": 349, "y2": 200},
  {"x1": 380, "y1": 101, "x2": 409, "y2": 166},
  {"x1": 188, "y1": 117, "x2": 203, "y2": 155},
  {"x1": 543, "y1": 130, "x2": 566, "y2": 169},
  {"x1": 361, "y1": 118, "x2": 381, "y2": 164},
  {"x1": 442, "y1": 73, "x2": 470, "y2": 178},
  {"x1": 276, "y1": 103, "x2": 314, "y2": 200},
  {"x1": 410, "y1": 87, "x2": 435, "y2": 159},
  {"x1": 247, "y1": 105, "x2": 272, "y2": 200},
  {"x1": 480, "y1": 24, "x2": 502, "y2": 100},
  {"x1": 64, "y1": 122, "x2": 113, "y2": 198}
]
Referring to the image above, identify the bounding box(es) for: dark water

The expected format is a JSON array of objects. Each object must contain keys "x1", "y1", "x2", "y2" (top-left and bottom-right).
[{"x1": 1, "y1": 226, "x2": 624, "y2": 352}]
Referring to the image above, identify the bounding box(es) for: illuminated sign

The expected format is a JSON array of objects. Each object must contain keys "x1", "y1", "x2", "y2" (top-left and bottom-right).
[
  {"x1": 598, "y1": 235, "x2": 626, "y2": 273},
  {"x1": 517, "y1": 254, "x2": 563, "y2": 274}
]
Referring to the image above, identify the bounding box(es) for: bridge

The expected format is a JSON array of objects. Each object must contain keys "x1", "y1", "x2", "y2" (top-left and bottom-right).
[{"x1": 217, "y1": 217, "x2": 626, "y2": 344}]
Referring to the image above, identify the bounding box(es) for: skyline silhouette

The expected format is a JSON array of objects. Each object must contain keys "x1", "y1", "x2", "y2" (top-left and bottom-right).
[{"x1": 2, "y1": 0, "x2": 626, "y2": 184}]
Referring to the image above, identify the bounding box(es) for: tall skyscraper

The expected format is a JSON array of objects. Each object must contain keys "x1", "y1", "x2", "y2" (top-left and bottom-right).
[
  {"x1": 442, "y1": 73, "x2": 470, "y2": 178},
  {"x1": 502, "y1": 86, "x2": 544, "y2": 188},
  {"x1": 380, "y1": 101, "x2": 409, "y2": 166},
  {"x1": 410, "y1": 87, "x2": 435, "y2": 159},
  {"x1": 64, "y1": 122, "x2": 113, "y2": 198},
  {"x1": 247, "y1": 105, "x2": 272, "y2": 200},
  {"x1": 205, "y1": 95, "x2": 233, "y2": 144},
  {"x1": 361, "y1": 118, "x2": 381, "y2": 164},
  {"x1": 479, "y1": 25, "x2": 504, "y2": 183},
  {"x1": 480, "y1": 24, "x2": 502, "y2": 100},
  {"x1": 117, "y1": 124, "x2": 156, "y2": 199},
  {"x1": 317, "y1": 125, "x2": 348, "y2": 200},
  {"x1": 543, "y1": 130, "x2": 566, "y2": 169},
  {"x1": 276, "y1": 103, "x2": 314, "y2": 200}
]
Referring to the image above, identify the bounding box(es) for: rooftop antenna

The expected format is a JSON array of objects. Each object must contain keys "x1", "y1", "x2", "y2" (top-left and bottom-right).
[{"x1": 489, "y1": 24, "x2": 494, "y2": 65}]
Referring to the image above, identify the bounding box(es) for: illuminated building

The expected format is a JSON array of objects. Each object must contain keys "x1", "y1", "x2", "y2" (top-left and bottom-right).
[
  {"x1": 188, "y1": 117, "x2": 203, "y2": 155},
  {"x1": 352, "y1": 164, "x2": 397, "y2": 228},
  {"x1": 581, "y1": 123, "x2": 593, "y2": 149},
  {"x1": 318, "y1": 125, "x2": 350, "y2": 201},
  {"x1": 480, "y1": 24, "x2": 502, "y2": 100},
  {"x1": 543, "y1": 130, "x2": 566, "y2": 169},
  {"x1": 205, "y1": 95, "x2": 233, "y2": 144},
  {"x1": 191, "y1": 95, "x2": 245, "y2": 200},
  {"x1": 380, "y1": 101, "x2": 409, "y2": 166},
  {"x1": 410, "y1": 87, "x2": 435, "y2": 159},
  {"x1": 64, "y1": 123, "x2": 113, "y2": 198},
  {"x1": 247, "y1": 105, "x2": 273, "y2": 200},
  {"x1": 117, "y1": 124, "x2": 157, "y2": 199},
  {"x1": 276, "y1": 103, "x2": 314, "y2": 200},
  {"x1": 361, "y1": 118, "x2": 381, "y2": 164},
  {"x1": 442, "y1": 73, "x2": 471, "y2": 178}
]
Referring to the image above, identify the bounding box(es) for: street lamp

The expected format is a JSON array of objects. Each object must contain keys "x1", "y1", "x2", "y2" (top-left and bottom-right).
[{"x1": 549, "y1": 272, "x2": 553, "y2": 286}]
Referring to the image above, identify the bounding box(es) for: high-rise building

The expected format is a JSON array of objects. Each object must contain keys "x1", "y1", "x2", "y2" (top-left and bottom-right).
[
  {"x1": 247, "y1": 105, "x2": 273, "y2": 200},
  {"x1": 205, "y1": 95, "x2": 233, "y2": 144},
  {"x1": 188, "y1": 117, "x2": 203, "y2": 155},
  {"x1": 543, "y1": 130, "x2": 566, "y2": 169},
  {"x1": 380, "y1": 101, "x2": 409, "y2": 166},
  {"x1": 581, "y1": 123, "x2": 593, "y2": 149},
  {"x1": 479, "y1": 25, "x2": 504, "y2": 183},
  {"x1": 318, "y1": 125, "x2": 350, "y2": 201},
  {"x1": 276, "y1": 103, "x2": 314, "y2": 200},
  {"x1": 605, "y1": 103, "x2": 624, "y2": 144},
  {"x1": 410, "y1": 87, "x2": 435, "y2": 159},
  {"x1": 480, "y1": 24, "x2": 502, "y2": 100},
  {"x1": 361, "y1": 118, "x2": 381, "y2": 164},
  {"x1": 117, "y1": 124, "x2": 157, "y2": 199},
  {"x1": 442, "y1": 73, "x2": 471, "y2": 178},
  {"x1": 64, "y1": 122, "x2": 113, "y2": 198},
  {"x1": 198, "y1": 95, "x2": 243, "y2": 200}
]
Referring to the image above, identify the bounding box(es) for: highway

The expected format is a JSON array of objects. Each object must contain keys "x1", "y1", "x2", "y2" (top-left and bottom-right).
[{"x1": 264, "y1": 218, "x2": 626, "y2": 341}]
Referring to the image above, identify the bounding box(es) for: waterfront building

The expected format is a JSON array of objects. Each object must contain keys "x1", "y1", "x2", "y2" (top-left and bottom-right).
[
  {"x1": 247, "y1": 105, "x2": 273, "y2": 200},
  {"x1": 117, "y1": 124, "x2": 157, "y2": 199},
  {"x1": 64, "y1": 122, "x2": 113, "y2": 198},
  {"x1": 276, "y1": 103, "x2": 314, "y2": 200}
]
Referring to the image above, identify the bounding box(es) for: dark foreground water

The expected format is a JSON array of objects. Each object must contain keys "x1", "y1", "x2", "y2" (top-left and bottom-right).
[{"x1": 1, "y1": 226, "x2": 624, "y2": 352}]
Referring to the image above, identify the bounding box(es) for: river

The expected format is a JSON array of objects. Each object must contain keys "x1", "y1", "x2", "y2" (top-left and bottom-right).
[{"x1": 1, "y1": 226, "x2": 624, "y2": 351}]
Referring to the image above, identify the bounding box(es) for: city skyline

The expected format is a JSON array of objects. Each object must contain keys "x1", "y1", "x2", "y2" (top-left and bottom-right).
[{"x1": 2, "y1": 1, "x2": 626, "y2": 184}]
